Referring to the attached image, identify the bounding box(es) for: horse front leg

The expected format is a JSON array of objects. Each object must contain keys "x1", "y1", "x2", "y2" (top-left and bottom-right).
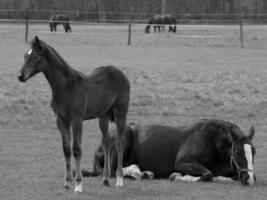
[
  {"x1": 56, "y1": 117, "x2": 72, "y2": 190},
  {"x1": 72, "y1": 118, "x2": 83, "y2": 192},
  {"x1": 115, "y1": 116, "x2": 126, "y2": 187},
  {"x1": 171, "y1": 160, "x2": 213, "y2": 182},
  {"x1": 99, "y1": 116, "x2": 111, "y2": 186}
]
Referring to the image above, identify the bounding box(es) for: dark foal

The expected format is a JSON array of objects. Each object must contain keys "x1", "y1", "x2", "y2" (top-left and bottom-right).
[
  {"x1": 17, "y1": 36, "x2": 130, "y2": 192},
  {"x1": 83, "y1": 119, "x2": 256, "y2": 186}
]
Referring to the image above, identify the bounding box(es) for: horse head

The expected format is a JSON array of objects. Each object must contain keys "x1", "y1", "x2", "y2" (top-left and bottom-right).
[
  {"x1": 18, "y1": 36, "x2": 47, "y2": 82},
  {"x1": 213, "y1": 121, "x2": 256, "y2": 185},
  {"x1": 229, "y1": 126, "x2": 256, "y2": 186}
]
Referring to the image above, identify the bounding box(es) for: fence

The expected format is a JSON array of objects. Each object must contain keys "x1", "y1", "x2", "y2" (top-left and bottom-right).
[{"x1": 1, "y1": 9, "x2": 267, "y2": 48}]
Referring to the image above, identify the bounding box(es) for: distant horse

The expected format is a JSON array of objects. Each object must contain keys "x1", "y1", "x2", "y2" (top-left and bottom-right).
[
  {"x1": 49, "y1": 14, "x2": 71, "y2": 33},
  {"x1": 82, "y1": 119, "x2": 256, "y2": 186},
  {"x1": 145, "y1": 15, "x2": 176, "y2": 33},
  {"x1": 17, "y1": 36, "x2": 130, "y2": 192}
]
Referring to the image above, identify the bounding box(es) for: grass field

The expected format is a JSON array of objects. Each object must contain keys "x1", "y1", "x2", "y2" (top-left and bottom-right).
[{"x1": 1, "y1": 23, "x2": 267, "y2": 200}]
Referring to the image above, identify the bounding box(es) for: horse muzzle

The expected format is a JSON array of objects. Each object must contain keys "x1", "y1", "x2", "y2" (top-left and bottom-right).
[
  {"x1": 17, "y1": 72, "x2": 26, "y2": 82},
  {"x1": 240, "y1": 171, "x2": 255, "y2": 186}
]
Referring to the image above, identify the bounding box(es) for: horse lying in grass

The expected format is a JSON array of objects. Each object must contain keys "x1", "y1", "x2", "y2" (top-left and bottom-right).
[
  {"x1": 18, "y1": 36, "x2": 130, "y2": 192},
  {"x1": 81, "y1": 119, "x2": 256, "y2": 186}
]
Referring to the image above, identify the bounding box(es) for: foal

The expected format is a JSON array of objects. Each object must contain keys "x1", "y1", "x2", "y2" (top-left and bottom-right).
[{"x1": 18, "y1": 36, "x2": 130, "y2": 192}]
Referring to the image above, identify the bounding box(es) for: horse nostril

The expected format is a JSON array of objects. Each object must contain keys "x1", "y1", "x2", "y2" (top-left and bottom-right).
[{"x1": 17, "y1": 73, "x2": 25, "y2": 82}]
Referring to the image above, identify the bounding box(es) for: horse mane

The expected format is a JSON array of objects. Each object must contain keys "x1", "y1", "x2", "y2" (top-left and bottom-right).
[
  {"x1": 190, "y1": 119, "x2": 244, "y2": 140},
  {"x1": 31, "y1": 38, "x2": 84, "y2": 79}
]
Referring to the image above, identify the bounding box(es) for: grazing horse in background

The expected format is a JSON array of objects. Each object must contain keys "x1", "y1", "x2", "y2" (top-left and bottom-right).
[
  {"x1": 82, "y1": 119, "x2": 256, "y2": 186},
  {"x1": 145, "y1": 15, "x2": 176, "y2": 33},
  {"x1": 49, "y1": 14, "x2": 71, "y2": 33},
  {"x1": 17, "y1": 36, "x2": 130, "y2": 192}
]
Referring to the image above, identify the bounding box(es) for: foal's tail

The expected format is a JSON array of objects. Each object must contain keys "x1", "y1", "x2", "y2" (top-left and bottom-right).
[
  {"x1": 81, "y1": 170, "x2": 101, "y2": 177},
  {"x1": 73, "y1": 169, "x2": 101, "y2": 177}
]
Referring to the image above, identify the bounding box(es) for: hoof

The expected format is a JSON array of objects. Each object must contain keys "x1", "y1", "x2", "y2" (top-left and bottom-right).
[
  {"x1": 74, "y1": 183, "x2": 82, "y2": 193},
  {"x1": 115, "y1": 177, "x2": 124, "y2": 187},
  {"x1": 64, "y1": 184, "x2": 71, "y2": 190},
  {"x1": 142, "y1": 171, "x2": 154, "y2": 180},
  {"x1": 168, "y1": 172, "x2": 182, "y2": 181},
  {"x1": 201, "y1": 173, "x2": 213, "y2": 182},
  {"x1": 103, "y1": 179, "x2": 110, "y2": 187},
  {"x1": 64, "y1": 180, "x2": 72, "y2": 190}
]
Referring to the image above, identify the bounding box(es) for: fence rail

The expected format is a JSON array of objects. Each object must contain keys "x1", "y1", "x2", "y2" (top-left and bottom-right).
[{"x1": 1, "y1": 9, "x2": 266, "y2": 48}]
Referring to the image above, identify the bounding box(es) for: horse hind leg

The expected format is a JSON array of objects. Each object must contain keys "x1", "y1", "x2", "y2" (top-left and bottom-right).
[
  {"x1": 99, "y1": 115, "x2": 112, "y2": 186},
  {"x1": 114, "y1": 113, "x2": 127, "y2": 187},
  {"x1": 173, "y1": 161, "x2": 213, "y2": 182},
  {"x1": 71, "y1": 118, "x2": 83, "y2": 192},
  {"x1": 63, "y1": 24, "x2": 68, "y2": 33},
  {"x1": 67, "y1": 23, "x2": 71, "y2": 32},
  {"x1": 56, "y1": 117, "x2": 73, "y2": 190}
]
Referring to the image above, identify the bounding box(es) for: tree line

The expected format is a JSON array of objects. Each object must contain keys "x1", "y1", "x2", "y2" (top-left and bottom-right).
[{"x1": 0, "y1": 0, "x2": 265, "y2": 21}]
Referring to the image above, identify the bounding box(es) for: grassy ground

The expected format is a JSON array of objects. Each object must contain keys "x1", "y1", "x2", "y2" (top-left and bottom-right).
[{"x1": 1, "y1": 23, "x2": 267, "y2": 200}]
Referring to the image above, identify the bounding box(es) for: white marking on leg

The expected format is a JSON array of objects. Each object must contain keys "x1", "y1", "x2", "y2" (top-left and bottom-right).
[
  {"x1": 244, "y1": 144, "x2": 254, "y2": 185},
  {"x1": 27, "y1": 48, "x2": 32, "y2": 55},
  {"x1": 213, "y1": 176, "x2": 234, "y2": 182},
  {"x1": 123, "y1": 164, "x2": 142, "y2": 180},
  {"x1": 182, "y1": 175, "x2": 201, "y2": 182},
  {"x1": 74, "y1": 182, "x2": 82, "y2": 193},
  {"x1": 170, "y1": 173, "x2": 200, "y2": 182},
  {"x1": 115, "y1": 176, "x2": 124, "y2": 187}
]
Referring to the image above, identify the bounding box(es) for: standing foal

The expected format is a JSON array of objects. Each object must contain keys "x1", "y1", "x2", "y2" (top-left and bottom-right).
[{"x1": 17, "y1": 36, "x2": 130, "y2": 192}]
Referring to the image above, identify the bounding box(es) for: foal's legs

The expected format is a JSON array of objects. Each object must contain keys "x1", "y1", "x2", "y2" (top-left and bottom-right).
[
  {"x1": 99, "y1": 116, "x2": 111, "y2": 186},
  {"x1": 56, "y1": 117, "x2": 72, "y2": 189},
  {"x1": 115, "y1": 116, "x2": 126, "y2": 187},
  {"x1": 72, "y1": 118, "x2": 83, "y2": 192}
]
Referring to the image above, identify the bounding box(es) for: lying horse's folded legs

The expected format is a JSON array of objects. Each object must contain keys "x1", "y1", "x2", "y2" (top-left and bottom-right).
[
  {"x1": 173, "y1": 161, "x2": 213, "y2": 182},
  {"x1": 72, "y1": 118, "x2": 83, "y2": 192},
  {"x1": 57, "y1": 117, "x2": 73, "y2": 190}
]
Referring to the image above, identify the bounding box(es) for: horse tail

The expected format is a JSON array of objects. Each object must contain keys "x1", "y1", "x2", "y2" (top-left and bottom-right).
[
  {"x1": 109, "y1": 107, "x2": 115, "y2": 122},
  {"x1": 81, "y1": 170, "x2": 101, "y2": 177}
]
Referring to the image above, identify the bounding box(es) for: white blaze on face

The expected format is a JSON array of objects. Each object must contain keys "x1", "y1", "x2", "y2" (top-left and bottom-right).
[
  {"x1": 27, "y1": 48, "x2": 32, "y2": 55},
  {"x1": 244, "y1": 144, "x2": 254, "y2": 185}
]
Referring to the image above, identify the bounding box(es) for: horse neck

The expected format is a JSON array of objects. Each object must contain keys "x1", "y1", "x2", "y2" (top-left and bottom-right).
[{"x1": 42, "y1": 46, "x2": 80, "y2": 94}]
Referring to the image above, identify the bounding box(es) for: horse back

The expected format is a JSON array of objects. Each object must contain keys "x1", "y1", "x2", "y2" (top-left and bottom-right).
[{"x1": 131, "y1": 125, "x2": 186, "y2": 177}]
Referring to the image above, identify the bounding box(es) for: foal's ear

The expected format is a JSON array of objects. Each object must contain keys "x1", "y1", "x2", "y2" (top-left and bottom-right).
[
  {"x1": 247, "y1": 126, "x2": 255, "y2": 141},
  {"x1": 32, "y1": 36, "x2": 42, "y2": 51}
]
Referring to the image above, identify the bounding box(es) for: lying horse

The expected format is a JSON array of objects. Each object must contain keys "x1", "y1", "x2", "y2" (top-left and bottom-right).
[
  {"x1": 145, "y1": 15, "x2": 176, "y2": 33},
  {"x1": 17, "y1": 36, "x2": 130, "y2": 192},
  {"x1": 49, "y1": 14, "x2": 71, "y2": 33},
  {"x1": 82, "y1": 119, "x2": 256, "y2": 186}
]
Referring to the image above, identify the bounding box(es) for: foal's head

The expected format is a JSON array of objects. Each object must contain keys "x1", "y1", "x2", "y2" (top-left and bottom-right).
[
  {"x1": 18, "y1": 36, "x2": 48, "y2": 82},
  {"x1": 229, "y1": 126, "x2": 256, "y2": 185}
]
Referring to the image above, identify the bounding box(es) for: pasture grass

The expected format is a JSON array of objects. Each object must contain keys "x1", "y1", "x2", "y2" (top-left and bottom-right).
[{"x1": 1, "y1": 24, "x2": 267, "y2": 200}]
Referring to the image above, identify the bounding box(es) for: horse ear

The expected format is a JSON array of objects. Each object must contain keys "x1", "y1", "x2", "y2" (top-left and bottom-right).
[
  {"x1": 34, "y1": 36, "x2": 40, "y2": 44},
  {"x1": 247, "y1": 126, "x2": 255, "y2": 140},
  {"x1": 33, "y1": 36, "x2": 42, "y2": 50}
]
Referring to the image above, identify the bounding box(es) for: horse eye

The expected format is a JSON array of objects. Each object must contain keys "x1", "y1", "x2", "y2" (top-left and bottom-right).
[{"x1": 33, "y1": 55, "x2": 39, "y2": 60}]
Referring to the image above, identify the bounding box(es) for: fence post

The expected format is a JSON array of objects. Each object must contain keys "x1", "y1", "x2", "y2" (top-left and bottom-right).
[
  {"x1": 128, "y1": 22, "x2": 132, "y2": 45},
  {"x1": 239, "y1": 16, "x2": 243, "y2": 48},
  {"x1": 25, "y1": 8, "x2": 29, "y2": 43}
]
